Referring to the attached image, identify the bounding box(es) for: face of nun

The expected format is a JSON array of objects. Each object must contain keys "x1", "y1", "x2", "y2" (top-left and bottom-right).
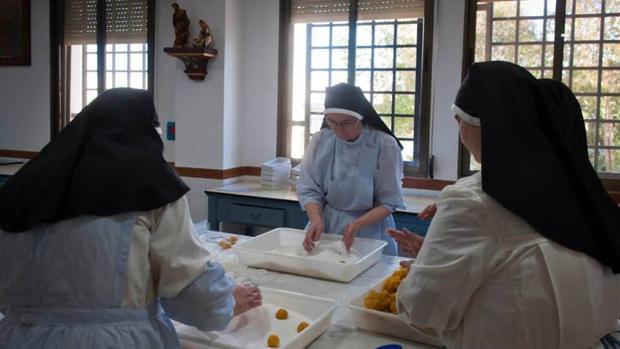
[
  {"x1": 326, "y1": 113, "x2": 363, "y2": 141},
  {"x1": 456, "y1": 115, "x2": 482, "y2": 163}
]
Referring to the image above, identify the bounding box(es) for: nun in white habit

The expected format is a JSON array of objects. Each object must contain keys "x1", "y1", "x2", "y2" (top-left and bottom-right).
[
  {"x1": 297, "y1": 83, "x2": 406, "y2": 255},
  {"x1": 394, "y1": 62, "x2": 620, "y2": 349}
]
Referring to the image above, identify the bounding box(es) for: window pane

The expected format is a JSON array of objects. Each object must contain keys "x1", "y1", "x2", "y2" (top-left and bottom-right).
[
  {"x1": 475, "y1": 9, "x2": 488, "y2": 61},
  {"x1": 527, "y1": 69, "x2": 542, "y2": 78},
  {"x1": 603, "y1": 43, "x2": 620, "y2": 66},
  {"x1": 492, "y1": 20, "x2": 516, "y2": 43},
  {"x1": 396, "y1": 47, "x2": 416, "y2": 68},
  {"x1": 115, "y1": 53, "x2": 128, "y2": 71},
  {"x1": 86, "y1": 90, "x2": 98, "y2": 105},
  {"x1": 332, "y1": 25, "x2": 348, "y2": 46},
  {"x1": 373, "y1": 71, "x2": 393, "y2": 92},
  {"x1": 597, "y1": 149, "x2": 620, "y2": 172},
  {"x1": 375, "y1": 25, "x2": 394, "y2": 46},
  {"x1": 602, "y1": 70, "x2": 620, "y2": 93},
  {"x1": 130, "y1": 43, "x2": 143, "y2": 52},
  {"x1": 575, "y1": 0, "x2": 602, "y2": 15},
  {"x1": 356, "y1": 48, "x2": 371, "y2": 68},
  {"x1": 544, "y1": 45, "x2": 554, "y2": 66},
  {"x1": 381, "y1": 116, "x2": 392, "y2": 129},
  {"x1": 573, "y1": 18, "x2": 600, "y2": 41},
  {"x1": 518, "y1": 44, "x2": 542, "y2": 67},
  {"x1": 401, "y1": 140, "x2": 414, "y2": 161},
  {"x1": 520, "y1": 0, "x2": 545, "y2": 17},
  {"x1": 87, "y1": 44, "x2": 97, "y2": 53},
  {"x1": 331, "y1": 48, "x2": 348, "y2": 69},
  {"x1": 572, "y1": 43, "x2": 599, "y2": 67},
  {"x1": 374, "y1": 48, "x2": 394, "y2": 68},
  {"x1": 86, "y1": 72, "x2": 97, "y2": 89},
  {"x1": 600, "y1": 96, "x2": 620, "y2": 120},
  {"x1": 311, "y1": 71, "x2": 329, "y2": 91},
  {"x1": 396, "y1": 71, "x2": 416, "y2": 91},
  {"x1": 114, "y1": 72, "x2": 128, "y2": 87},
  {"x1": 491, "y1": 45, "x2": 516, "y2": 62},
  {"x1": 493, "y1": 1, "x2": 517, "y2": 18},
  {"x1": 311, "y1": 49, "x2": 329, "y2": 69},
  {"x1": 563, "y1": 44, "x2": 572, "y2": 67},
  {"x1": 547, "y1": 0, "x2": 557, "y2": 15},
  {"x1": 310, "y1": 92, "x2": 324, "y2": 113},
  {"x1": 106, "y1": 44, "x2": 113, "y2": 52},
  {"x1": 397, "y1": 23, "x2": 417, "y2": 45},
  {"x1": 564, "y1": 18, "x2": 573, "y2": 41},
  {"x1": 395, "y1": 94, "x2": 415, "y2": 115},
  {"x1": 599, "y1": 123, "x2": 620, "y2": 146},
  {"x1": 608, "y1": 0, "x2": 620, "y2": 13},
  {"x1": 357, "y1": 25, "x2": 372, "y2": 46},
  {"x1": 331, "y1": 70, "x2": 348, "y2": 85},
  {"x1": 105, "y1": 53, "x2": 113, "y2": 71},
  {"x1": 572, "y1": 70, "x2": 599, "y2": 93},
  {"x1": 87, "y1": 53, "x2": 97, "y2": 71},
  {"x1": 373, "y1": 93, "x2": 392, "y2": 114},
  {"x1": 586, "y1": 121, "x2": 597, "y2": 146},
  {"x1": 604, "y1": 16, "x2": 620, "y2": 40},
  {"x1": 106, "y1": 72, "x2": 113, "y2": 89},
  {"x1": 519, "y1": 19, "x2": 544, "y2": 42},
  {"x1": 394, "y1": 117, "x2": 414, "y2": 138},
  {"x1": 115, "y1": 44, "x2": 128, "y2": 52},
  {"x1": 130, "y1": 53, "x2": 143, "y2": 70},
  {"x1": 130, "y1": 72, "x2": 143, "y2": 89},
  {"x1": 356, "y1": 70, "x2": 371, "y2": 91},
  {"x1": 312, "y1": 26, "x2": 330, "y2": 47},
  {"x1": 291, "y1": 125, "x2": 305, "y2": 159},
  {"x1": 310, "y1": 114, "x2": 323, "y2": 134},
  {"x1": 545, "y1": 19, "x2": 555, "y2": 42},
  {"x1": 578, "y1": 96, "x2": 598, "y2": 120}
]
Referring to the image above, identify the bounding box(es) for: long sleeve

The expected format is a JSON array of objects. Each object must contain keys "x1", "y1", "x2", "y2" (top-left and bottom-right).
[
  {"x1": 373, "y1": 136, "x2": 405, "y2": 211},
  {"x1": 149, "y1": 196, "x2": 235, "y2": 331},
  {"x1": 396, "y1": 184, "x2": 501, "y2": 336},
  {"x1": 297, "y1": 132, "x2": 325, "y2": 210}
]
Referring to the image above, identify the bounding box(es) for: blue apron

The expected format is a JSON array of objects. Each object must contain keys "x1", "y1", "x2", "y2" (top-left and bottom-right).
[{"x1": 0, "y1": 213, "x2": 180, "y2": 349}]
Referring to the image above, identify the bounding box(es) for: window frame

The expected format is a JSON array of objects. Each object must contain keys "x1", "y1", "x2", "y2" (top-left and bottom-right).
[
  {"x1": 50, "y1": 0, "x2": 155, "y2": 137},
  {"x1": 277, "y1": 0, "x2": 435, "y2": 178}
]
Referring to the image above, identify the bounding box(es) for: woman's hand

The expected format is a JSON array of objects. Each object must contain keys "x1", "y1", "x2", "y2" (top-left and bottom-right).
[
  {"x1": 387, "y1": 227, "x2": 424, "y2": 257},
  {"x1": 232, "y1": 282, "x2": 262, "y2": 316},
  {"x1": 342, "y1": 221, "x2": 361, "y2": 252},
  {"x1": 303, "y1": 219, "x2": 324, "y2": 252},
  {"x1": 418, "y1": 203, "x2": 437, "y2": 220}
]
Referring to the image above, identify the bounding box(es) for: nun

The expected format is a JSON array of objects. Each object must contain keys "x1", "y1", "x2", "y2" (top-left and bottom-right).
[
  {"x1": 0, "y1": 88, "x2": 261, "y2": 348},
  {"x1": 297, "y1": 82, "x2": 405, "y2": 255},
  {"x1": 395, "y1": 62, "x2": 620, "y2": 348}
]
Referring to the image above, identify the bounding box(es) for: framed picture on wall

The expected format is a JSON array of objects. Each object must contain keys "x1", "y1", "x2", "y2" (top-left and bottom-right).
[{"x1": 0, "y1": 0, "x2": 31, "y2": 65}]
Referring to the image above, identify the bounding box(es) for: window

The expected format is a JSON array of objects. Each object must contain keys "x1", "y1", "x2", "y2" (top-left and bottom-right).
[
  {"x1": 279, "y1": 0, "x2": 434, "y2": 177},
  {"x1": 51, "y1": 0, "x2": 155, "y2": 133},
  {"x1": 463, "y1": 0, "x2": 620, "y2": 180}
]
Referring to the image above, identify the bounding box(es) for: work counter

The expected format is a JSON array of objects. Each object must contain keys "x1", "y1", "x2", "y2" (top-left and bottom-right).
[{"x1": 178, "y1": 227, "x2": 438, "y2": 349}]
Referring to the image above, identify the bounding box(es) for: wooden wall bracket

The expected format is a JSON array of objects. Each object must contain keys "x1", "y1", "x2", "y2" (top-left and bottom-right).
[{"x1": 163, "y1": 47, "x2": 218, "y2": 81}]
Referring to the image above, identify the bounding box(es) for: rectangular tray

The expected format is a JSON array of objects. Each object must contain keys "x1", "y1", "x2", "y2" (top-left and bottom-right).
[
  {"x1": 348, "y1": 272, "x2": 444, "y2": 347},
  {"x1": 233, "y1": 227, "x2": 386, "y2": 282},
  {"x1": 176, "y1": 287, "x2": 338, "y2": 349}
]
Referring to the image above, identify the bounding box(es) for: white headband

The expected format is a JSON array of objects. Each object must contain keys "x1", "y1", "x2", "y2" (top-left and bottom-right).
[
  {"x1": 324, "y1": 107, "x2": 363, "y2": 120},
  {"x1": 451, "y1": 104, "x2": 481, "y2": 127}
]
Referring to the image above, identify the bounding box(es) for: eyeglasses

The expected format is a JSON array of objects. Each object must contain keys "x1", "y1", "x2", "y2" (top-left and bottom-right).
[{"x1": 326, "y1": 117, "x2": 359, "y2": 129}]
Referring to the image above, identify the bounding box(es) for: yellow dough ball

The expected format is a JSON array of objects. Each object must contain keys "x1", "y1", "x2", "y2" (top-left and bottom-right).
[
  {"x1": 297, "y1": 321, "x2": 310, "y2": 332},
  {"x1": 267, "y1": 334, "x2": 280, "y2": 348},
  {"x1": 275, "y1": 308, "x2": 288, "y2": 320},
  {"x1": 218, "y1": 240, "x2": 232, "y2": 250}
]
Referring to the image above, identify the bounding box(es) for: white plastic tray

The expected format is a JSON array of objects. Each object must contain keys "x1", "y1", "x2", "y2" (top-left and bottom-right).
[
  {"x1": 348, "y1": 273, "x2": 444, "y2": 347},
  {"x1": 233, "y1": 227, "x2": 386, "y2": 282},
  {"x1": 176, "y1": 287, "x2": 338, "y2": 349}
]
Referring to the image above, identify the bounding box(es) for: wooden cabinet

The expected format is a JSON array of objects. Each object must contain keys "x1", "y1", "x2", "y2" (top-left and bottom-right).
[{"x1": 0, "y1": 175, "x2": 10, "y2": 188}]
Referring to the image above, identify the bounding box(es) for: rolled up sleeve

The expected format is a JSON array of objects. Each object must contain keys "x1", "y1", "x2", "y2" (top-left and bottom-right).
[{"x1": 297, "y1": 132, "x2": 326, "y2": 210}]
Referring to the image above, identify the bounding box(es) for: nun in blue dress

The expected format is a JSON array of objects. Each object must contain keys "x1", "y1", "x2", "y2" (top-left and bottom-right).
[
  {"x1": 297, "y1": 83, "x2": 406, "y2": 256},
  {"x1": 0, "y1": 88, "x2": 261, "y2": 348}
]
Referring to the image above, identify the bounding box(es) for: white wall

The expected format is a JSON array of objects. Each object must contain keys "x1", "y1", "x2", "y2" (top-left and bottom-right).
[
  {"x1": 223, "y1": 0, "x2": 242, "y2": 169},
  {"x1": 0, "y1": 0, "x2": 50, "y2": 152}
]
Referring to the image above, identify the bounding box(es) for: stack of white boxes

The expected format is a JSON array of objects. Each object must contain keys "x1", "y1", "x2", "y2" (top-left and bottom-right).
[
  {"x1": 289, "y1": 164, "x2": 301, "y2": 189},
  {"x1": 260, "y1": 157, "x2": 292, "y2": 190}
]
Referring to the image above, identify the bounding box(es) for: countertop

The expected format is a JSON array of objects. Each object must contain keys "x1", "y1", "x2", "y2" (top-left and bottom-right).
[
  {"x1": 0, "y1": 163, "x2": 23, "y2": 176},
  {"x1": 177, "y1": 228, "x2": 439, "y2": 349},
  {"x1": 206, "y1": 181, "x2": 438, "y2": 214}
]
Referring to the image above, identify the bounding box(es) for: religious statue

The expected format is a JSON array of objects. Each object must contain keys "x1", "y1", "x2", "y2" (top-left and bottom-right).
[
  {"x1": 192, "y1": 19, "x2": 213, "y2": 49},
  {"x1": 172, "y1": 3, "x2": 190, "y2": 47}
]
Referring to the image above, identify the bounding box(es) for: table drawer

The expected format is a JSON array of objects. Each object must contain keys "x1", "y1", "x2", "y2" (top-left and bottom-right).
[{"x1": 219, "y1": 203, "x2": 285, "y2": 227}]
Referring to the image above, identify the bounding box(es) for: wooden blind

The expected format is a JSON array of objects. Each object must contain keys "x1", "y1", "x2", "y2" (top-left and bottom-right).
[
  {"x1": 291, "y1": 0, "x2": 424, "y2": 23},
  {"x1": 65, "y1": 0, "x2": 147, "y2": 44}
]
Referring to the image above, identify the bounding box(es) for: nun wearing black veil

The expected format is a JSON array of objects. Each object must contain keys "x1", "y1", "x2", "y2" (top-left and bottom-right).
[
  {"x1": 297, "y1": 83, "x2": 406, "y2": 255},
  {"x1": 394, "y1": 62, "x2": 620, "y2": 349},
  {"x1": 0, "y1": 88, "x2": 261, "y2": 348}
]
